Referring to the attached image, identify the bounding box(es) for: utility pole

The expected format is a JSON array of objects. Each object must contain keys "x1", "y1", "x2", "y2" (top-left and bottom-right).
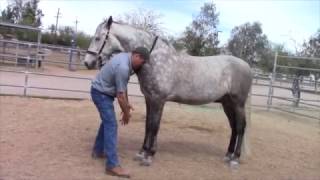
[
  {"x1": 54, "y1": 8, "x2": 62, "y2": 44},
  {"x1": 68, "y1": 18, "x2": 79, "y2": 71},
  {"x1": 75, "y1": 18, "x2": 79, "y2": 33}
]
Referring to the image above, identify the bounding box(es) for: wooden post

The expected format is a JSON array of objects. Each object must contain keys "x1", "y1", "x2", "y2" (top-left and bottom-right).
[
  {"x1": 36, "y1": 31, "x2": 42, "y2": 69},
  {"x1": 15, "y1": 42, "x2": 19, "y2": 66},
  {"x1": 267, "y1": 52, "x2": 278, "y2": 110},
  {"x1": 23, "y1": 71, "x2": 29, "y2": 96}
]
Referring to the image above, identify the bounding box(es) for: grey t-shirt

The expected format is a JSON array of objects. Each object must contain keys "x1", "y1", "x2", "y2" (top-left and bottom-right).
[{"x1": 92, "y1": 52, "x2": 133, "y2": 97}]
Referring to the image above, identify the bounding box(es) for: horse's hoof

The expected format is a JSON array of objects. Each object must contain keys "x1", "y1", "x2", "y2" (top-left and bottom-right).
[
  {"x1": 133, "y1": 152, "x2": 145, "y2": 161},
  {"x1": 140, "y1": 156, "x2": 152, "y2": 166},
  {"x1": 223, "y1": 155, "x2": 231, "y2": 162},
  {"x1": 229, "y1": 160, "x2": 240, "y2": 169},
  {"x1": 223, "y1": 153, "x2": 233, "y2": 162}
]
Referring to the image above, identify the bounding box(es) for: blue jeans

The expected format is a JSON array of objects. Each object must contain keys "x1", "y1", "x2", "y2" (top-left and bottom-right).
[{"x1": 91, "y1": 87, "x2": 119, "y2": 169}]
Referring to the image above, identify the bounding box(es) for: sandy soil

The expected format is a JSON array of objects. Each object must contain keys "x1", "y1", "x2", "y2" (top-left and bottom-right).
[{"x1": 0, "y1": 96, "x2": 319, "y2": 180}]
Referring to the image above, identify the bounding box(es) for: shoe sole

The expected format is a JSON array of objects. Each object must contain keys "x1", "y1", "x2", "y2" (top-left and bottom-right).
[{"x1": 105, "y1": 170, "x2": 130, "y2": 178}]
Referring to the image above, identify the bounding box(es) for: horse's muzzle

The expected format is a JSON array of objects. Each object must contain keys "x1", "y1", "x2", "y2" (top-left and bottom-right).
[{"x1": 84, "y1": 61, "x2": 96, "y2": 70}]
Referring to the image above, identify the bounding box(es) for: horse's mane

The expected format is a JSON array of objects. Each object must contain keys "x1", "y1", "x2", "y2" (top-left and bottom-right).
[
  {"x1": 104, "y1": 19, "x2": 171, "y2": 47},
  {"x1": 98, "y1": 18, "x2": 174, "y2": 55}
]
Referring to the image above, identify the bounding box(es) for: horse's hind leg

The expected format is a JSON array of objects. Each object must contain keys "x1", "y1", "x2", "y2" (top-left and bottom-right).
[
  {"x1": 222, "y1": 98, "x2": 246, "y2": 167},
  {"x1": 222, "y1": 100, "x2": 237, "y2": 162},
  {"x1": 232, "y1": 104, "x2": 246, "y2": 165}
]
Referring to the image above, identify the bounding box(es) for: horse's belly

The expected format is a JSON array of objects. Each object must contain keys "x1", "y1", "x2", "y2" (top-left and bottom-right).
[
  {"x1": 168, "y1": 84, "x2": 227, "y2": 105},
  {"x1": 170, "y1": 96, "x2": 215, "y2": 105}
]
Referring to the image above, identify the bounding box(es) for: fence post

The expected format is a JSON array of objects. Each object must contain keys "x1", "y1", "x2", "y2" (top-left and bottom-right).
[
  {"x1": 267, "y1": 52, "x2": 278, "y2": 110},
  {"x1": 2, "y1": 41, "x2": 5, "y2": 61},
  {"x1": 36, "y1": 32, "x2": 42, "y2": 69},
  {"x1": 68, "y1": 32, "x2": 77, "y2": 71},
  {"x1": 15, "y1": 42, "x2": 19, "y2": 66},
  {"x1": 23, "y1": 71, "x2": 29, "y2": 96}
]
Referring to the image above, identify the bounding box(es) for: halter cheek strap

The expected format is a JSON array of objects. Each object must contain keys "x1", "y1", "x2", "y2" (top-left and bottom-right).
[
  {"x1": 87, "y1": 28, "x2": 110, "y2": 57},
  {"x1": 98, "y1": 30, "x2": 110, "y2": 55},
  {"x1": 149, "y1": 36, "x2": 158, "y2": 53}
]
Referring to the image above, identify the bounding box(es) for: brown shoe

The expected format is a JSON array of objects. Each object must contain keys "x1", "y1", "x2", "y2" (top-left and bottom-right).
[{"x1": 106, "y1": 166, "x2": 130, "y2": 178}]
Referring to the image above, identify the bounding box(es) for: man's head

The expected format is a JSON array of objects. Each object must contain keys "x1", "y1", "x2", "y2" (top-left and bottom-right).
[{"x1": 131, "y1": 47, "x2": 149, "y2": 71}]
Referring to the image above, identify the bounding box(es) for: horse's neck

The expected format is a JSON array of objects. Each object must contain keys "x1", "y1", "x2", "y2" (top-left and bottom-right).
[
  {"x1": 113, "y1": 24, "x2": 154, "y2": 51},
  {"x1": 112, "y1": 24, "x2": 178, "y2": 63}
]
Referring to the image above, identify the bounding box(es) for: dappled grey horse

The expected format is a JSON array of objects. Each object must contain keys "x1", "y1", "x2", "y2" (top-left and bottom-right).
[{"x1": 84, "y1": 17, "x2": 252, "y2": 167}]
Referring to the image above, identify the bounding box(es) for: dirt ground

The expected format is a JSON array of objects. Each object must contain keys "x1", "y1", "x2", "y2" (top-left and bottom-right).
[{"x1": 0, "y1": 96, "x2": 319, "y2": 180}]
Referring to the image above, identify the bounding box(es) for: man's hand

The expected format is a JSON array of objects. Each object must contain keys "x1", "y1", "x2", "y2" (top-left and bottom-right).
[
  {"x1": 128, "y1": 104, "x2": 134, "y2": 112},
  {"x1": 117, "y1": 92, "x2": 131, "y2": 125},
  {"x1": 120, "y1": 112, "x2": 131, "y2": 125}
]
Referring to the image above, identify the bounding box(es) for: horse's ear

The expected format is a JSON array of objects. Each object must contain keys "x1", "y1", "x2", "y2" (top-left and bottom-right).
[{"x1": 106, "y1": 16, "x2": 113, "y2": 29}]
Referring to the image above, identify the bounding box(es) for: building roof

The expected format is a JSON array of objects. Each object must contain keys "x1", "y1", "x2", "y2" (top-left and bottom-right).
[{"x1": 0, "y1": 21, "x2": 41, "y2": 32}]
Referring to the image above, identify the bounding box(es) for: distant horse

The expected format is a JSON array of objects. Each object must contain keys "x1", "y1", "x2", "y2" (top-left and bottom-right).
[{"x1": 84, "y1": 16, "x2": 252, "y2": 167}]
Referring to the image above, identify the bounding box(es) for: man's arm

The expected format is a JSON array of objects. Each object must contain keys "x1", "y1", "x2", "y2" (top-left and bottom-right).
[
  {"x1": 125, "y1": 90, "x2": 134, "y2": 111},
  {"x1": 117, "y1": 92, "x2": 130, "y2": 125},
  {"x1": 114, "y1": 65, "x2": 132, "y2": 125}
]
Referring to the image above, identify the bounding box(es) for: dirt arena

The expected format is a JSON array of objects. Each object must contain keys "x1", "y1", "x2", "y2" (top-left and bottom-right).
[{"x1": 0, "y1": 95, "x2": 319, "y2": 180}]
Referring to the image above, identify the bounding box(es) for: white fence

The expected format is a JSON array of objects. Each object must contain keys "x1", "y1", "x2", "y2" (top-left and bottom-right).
[
  {"x1": 0, "y1": 39, "x2": 87, "y2": 70},
  {"x1": 1, "y1": 67, "x2": 319, "y2": 120},
  {"x1": 0, "y1": 68, "x2": 142, "y2": 99},
  {"x1": 254, "y1": 53, "x2": 320, "y2": 120}
]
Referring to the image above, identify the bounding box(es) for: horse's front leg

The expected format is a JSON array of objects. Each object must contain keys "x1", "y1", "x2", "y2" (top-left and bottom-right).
[
  {"x1": 134, "y1": 97, "x2": 151, "y2": 161},
  {"x1": 136, "y1": 98, "x2": 165, "y2": 166}
]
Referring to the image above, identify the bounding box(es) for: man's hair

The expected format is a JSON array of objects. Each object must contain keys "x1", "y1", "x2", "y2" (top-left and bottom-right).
[{"x1": 132, "y1": 47, "x2": 150, "y2": 60}]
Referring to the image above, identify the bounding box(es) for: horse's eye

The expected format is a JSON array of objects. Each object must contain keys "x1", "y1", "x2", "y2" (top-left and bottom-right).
[{"x1": 95, "y1": 36, "x2": 100, "y2": 41}]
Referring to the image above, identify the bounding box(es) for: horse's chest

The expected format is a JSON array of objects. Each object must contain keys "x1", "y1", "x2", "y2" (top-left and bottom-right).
[{"x1": 137, "y1": 68, "x2": 173, "y2": 99}]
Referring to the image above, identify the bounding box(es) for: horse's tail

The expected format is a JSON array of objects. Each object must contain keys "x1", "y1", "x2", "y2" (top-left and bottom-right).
[{"x1": 242, "y1": 87, "x2": 252, "y2": 157}]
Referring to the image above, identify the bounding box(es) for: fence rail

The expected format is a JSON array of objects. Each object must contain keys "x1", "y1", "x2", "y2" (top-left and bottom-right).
[
  {"x1": 0, "y1": 39, "x2": 87, "y2": 54},
  {"x1": 0, "y1": 39, "x2": 88, "y2": 70},
  {"x1": 0, "y1": 69, "x2": 144, "y2": 98},
  {"x1": 277, "y1": 65, "x2": 320, "y2": 72},
  {"x1": 0, "y1": 68, "x2": 319, "y2": 120}
]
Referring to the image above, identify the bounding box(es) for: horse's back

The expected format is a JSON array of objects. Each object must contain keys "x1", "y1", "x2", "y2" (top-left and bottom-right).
[
  {"x1": 185, "y1": 55, "x2": 250, "y2": 68},
  {"x1": 167, "y1": 54, "x2": 252, "y2": 104}
]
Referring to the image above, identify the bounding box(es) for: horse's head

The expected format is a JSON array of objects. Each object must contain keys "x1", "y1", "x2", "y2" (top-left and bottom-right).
[{"x1": 84, "y1": 16, "x2": 125, "y2": 69}]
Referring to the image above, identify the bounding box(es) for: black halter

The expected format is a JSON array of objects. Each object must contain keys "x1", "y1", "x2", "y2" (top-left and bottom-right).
[
  {"x1": 86, "y1": 27, "x2": 111, "y2": 58},
  {"x1": 149, "y1": 36, "x2": 158, "y2": 53},
  {"x1": 87, "y1": 25, "x2": 159, "y2": 58}
]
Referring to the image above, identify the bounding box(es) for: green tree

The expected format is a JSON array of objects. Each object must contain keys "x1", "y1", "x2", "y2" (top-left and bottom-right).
[
  {"x1": 76, "y1": 31, "x2": 91, "y2": 49},
  {"x1": 20, "y1": 0, "x2": 43, "y2": 27},
  {"x1": 1, "y1": 6, "x2": 15, "y2": 23},
  {"x1": 228, "y1": 22, "x2": 269, "y2": 66},
  {"x1": 0, "y1": 0, "x2": 43, "y2": 42},
  {"x1": 0, "y1": 0, "x2": 23, "y2": 24},
  {"x1": 42, "y1": 25, "x2": 91, "y2": 49},
  {"x1": 300, "y1": 29, "x2": 320, "y2": 88},
  {"x1": 181, "y1": 2, "x2": 220, "y2": 56},
  {"x1": 300, "y1": 29, "x2": 320, "y2": 58},
  {"x1": 1, "y1": 0, "x2": 42, "y2": 27}
]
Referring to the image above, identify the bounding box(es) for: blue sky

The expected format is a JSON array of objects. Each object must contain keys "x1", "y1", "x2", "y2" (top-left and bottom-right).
[{"x1": 0, "y1": 0, "x2": 319, "y2": 51}]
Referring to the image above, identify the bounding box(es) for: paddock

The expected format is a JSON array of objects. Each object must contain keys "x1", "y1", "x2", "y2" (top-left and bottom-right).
[
  {"x1": 0, "y1": 40, "x2": 319, "y2": 179},
  {"x1": 0, "y1": 95, "x2": 319, "y2": 180}
]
